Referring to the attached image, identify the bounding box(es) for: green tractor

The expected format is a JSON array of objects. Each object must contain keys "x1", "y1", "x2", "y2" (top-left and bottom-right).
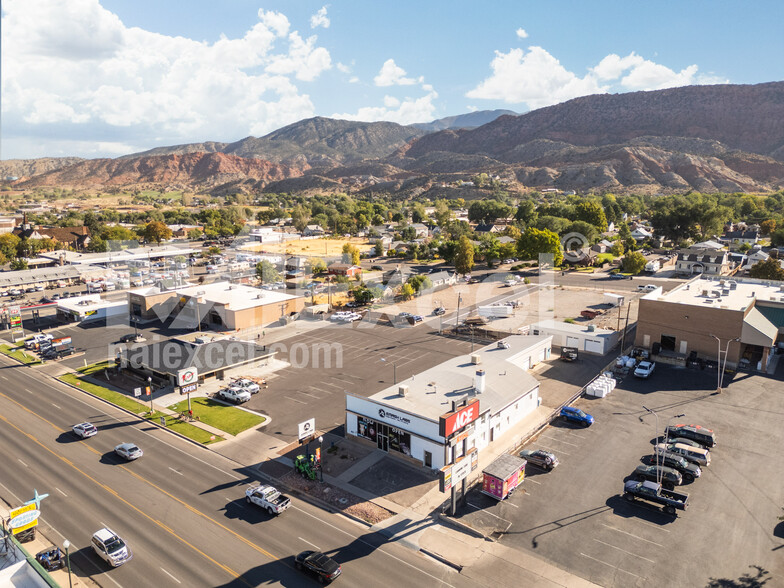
[{"x1": 293, "y1": 454, "x2": 317, "y2": 480}]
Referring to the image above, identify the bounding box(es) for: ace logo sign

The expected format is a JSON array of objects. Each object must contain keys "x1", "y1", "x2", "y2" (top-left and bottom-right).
[{"x1": 439, "y1": 400, "x2": 480, "y2": 438}]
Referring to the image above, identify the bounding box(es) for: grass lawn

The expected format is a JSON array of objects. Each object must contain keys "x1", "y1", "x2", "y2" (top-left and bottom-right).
[
  {"x1": 168, "y1": 397, "x2": 265, "y2": 436},
  {"x1": 60, "y1": 368, "x2": 222, "y2": 444},
  {"x1": 0, "y1": 344, "x2": 42, "y2": 365}
]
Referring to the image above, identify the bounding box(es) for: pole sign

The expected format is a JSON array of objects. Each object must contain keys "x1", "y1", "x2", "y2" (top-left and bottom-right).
[
  {"x1": 298, "y1": 418, "x2": 315, "y2": 442},
  {"x1": 180, "y1": 382, "x2": 198, "y2": 395},
  {"x1": 177, "y1": 367, "x2": 198, "y2": 387},
  {"x1": 439, "y1": 400, "x2": 480, "y2": 438},
  {"x1": 439, "y1": 449, "x2": 476, "y2": 493},
  {"x1": 8, "y1": 503, "x2": 41, "y2": 535}
]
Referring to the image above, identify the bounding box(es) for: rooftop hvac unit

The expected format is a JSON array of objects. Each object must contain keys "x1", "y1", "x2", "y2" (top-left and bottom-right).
[
  {"x1": 397, "y1": 385, "x2": 408, "y2": 397},
  {"x1": 779, "y1": 284, "x2": 784, "y2": 292},
  {"x1": 587, "y1": 325, "x2": 596, "y2": 332},
  {"x1": 702, "y1": 289, "x2": 709, "y2": 297},
  {"x1": 704, "y1": 299, "x2": 714, "y2": 304},
  {"x1": 470, "y1": 353, "x2": 481, "y2": 365},
  {"x1": 722, "y1": 288, "x2": 730, "y2": 295},
  {"x1": 729, "y1": 281, "x2": 738, "y2": 289}
]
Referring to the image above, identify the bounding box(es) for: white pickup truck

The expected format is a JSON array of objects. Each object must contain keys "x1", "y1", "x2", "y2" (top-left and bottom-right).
[
  {"x1": 245, "y1": 484, "x2": 291, "y2": 515},
  {"x1": 25, "y1": 333, "x2": 53, "y2": 349}
]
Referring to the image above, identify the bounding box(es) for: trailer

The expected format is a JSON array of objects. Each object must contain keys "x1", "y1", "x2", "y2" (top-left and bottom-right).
[{"x1": 481, "y1": 454, "x2": 526, "y2": 500}]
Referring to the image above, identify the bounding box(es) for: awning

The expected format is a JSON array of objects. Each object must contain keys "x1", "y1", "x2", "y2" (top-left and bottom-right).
[{"x1": 741, "y1": 307, "x2": 778, "y2": 347}]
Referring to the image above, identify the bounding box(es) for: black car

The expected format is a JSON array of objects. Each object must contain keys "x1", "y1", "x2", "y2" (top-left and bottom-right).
[
  {"x1": 634, "y1": 464, "x2": 683, "y2": 488},
  {"x1": 520, "y1": 449, "x2": 559, "y2": 471},
  {"x1": 295, "y1": 550, "x2": 341, "y2": 584},
  {"x1": 649, "y1": 453, "x2": 701, "y2": 482},
  {"x1": 433, "y1": 307, "x2": 446, "y2": 316},
  {"x1": 119, "y1": 333, "x2": 145, "y2": 343},
  {"x1": 42, "y1": 346, "x2": 75, "y2": 359}
]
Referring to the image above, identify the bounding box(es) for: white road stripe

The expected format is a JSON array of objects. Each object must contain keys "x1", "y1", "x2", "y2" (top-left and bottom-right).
[
  {"x1": 160, "y1": 567, "x2": 181, "y2": 584},
  {"x1": 52, "y1": 403, "x2": 61, "y2": 410},
  {"x1": 298, "y1": 537, "x2": 321, "y2": 550},
  {"x1": 580, "y1": 553, "x2": 643, "y2": 579},
  {"x1": 601, "y1": 523, "x2": 663, "y2": 546},
  {"x1": 24, "y1": 388, "x2": 33, "y2": 394},
  {"x1": 0, "y1": 375, "x2": 7, "y2": 380},
  {"x1": 285, "y1": 396, "x2": 307, "y2": 404},
  {"x1": 168, "y1": 467, "x2": 183, "y2": 476},
  {"x1": 467, "y1": 503, "x2": 512, "y2": 524},
  {"x1": 593, "y1": 538, "x2": 655, "y2": 563},
  {"x1": 17, "y1": 459, "x2": 28, "y2": 467},
  {"x1": 526, "y1": 479, "x2": 541, "y2": 484},
  {"x1": 55, "y1": 487, "x2": 67, "y2": 497}
]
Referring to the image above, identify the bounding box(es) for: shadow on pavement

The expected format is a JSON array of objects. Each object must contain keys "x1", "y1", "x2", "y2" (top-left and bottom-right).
[{"x1": 604, "y1": 494, "x2": 677, "y2": 525}]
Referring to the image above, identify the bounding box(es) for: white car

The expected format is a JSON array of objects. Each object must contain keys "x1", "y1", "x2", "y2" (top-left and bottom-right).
[
  {"x1": 114, "y1": 443, "x2": 143, "y2": 461},
  {"x1": 232, "y1": 379, "x2": 260, "y2": 395},
  {"x1": 72, "y1": 422, "x2": 98, "y2": 438},
  {"x1": 634, "y1": 361, "x2": 656, "y2": 378},
  {"x1": 217, "y1": 387, "x2": 252, "y2": 404},
  {"x1": 92, "y1": 527, "x2": 132, "y2": 567}
]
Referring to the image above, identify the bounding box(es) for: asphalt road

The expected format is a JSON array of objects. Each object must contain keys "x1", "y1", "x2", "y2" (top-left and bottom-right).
[{"x1": 0, "y1": 356, "x2": 472, "y2": 588}]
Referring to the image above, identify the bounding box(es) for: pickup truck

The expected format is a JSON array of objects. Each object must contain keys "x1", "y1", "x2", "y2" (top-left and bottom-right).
[
  {"x1": 623, "y1": 480, "x2": 689, "y2": 515},
  {"x1": 25, "y1": 333, "x2": 53, "y2": 350},
  {"x1": 245, "y1": 484, "x2": 291, "y2": 515}
]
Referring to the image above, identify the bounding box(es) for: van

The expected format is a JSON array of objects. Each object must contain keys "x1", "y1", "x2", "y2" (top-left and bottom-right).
[
  {"x1": 665, "y1": 423, "x2": 717, "y2": 448},
  {"x1": 656, "y1": 442, "x2": 710, "y2": 466}
]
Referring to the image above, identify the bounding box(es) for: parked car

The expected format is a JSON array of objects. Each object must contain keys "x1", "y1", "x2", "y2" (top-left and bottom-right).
[
  {"x1": 559, "y1": 406, "x2": 594, "y2": 427},
  {"x1": 652, "y1": 453, "x2": 702, "y2": 482},
  {"x1": 35, "y1": 547, "x2": 65, "y2": 571},
  {"x1": 433, "y1": 307, "x2": 446, "y2": 316},
  {"x1": 623, "y1": 480, "x2": 688, "y2": 515},
  {"x1": 119, "y1": 333, "x2": 146, "y2": 343},
  {"x1": 295, "y1": 550, "x2": 342, "y2": 584},
  {"x1": 664, "y1": 423, "x2": 717, "y2": 448},
  {"x1": 637, "y1": 284, "x2": 657, "y2": 292},
  {"x1": 114, "y1": 443, "x2": 143, "y2": 461},
  {"x1": 217, "y1": 387, "x2": 252, "y2": 404},
  {"x1": 666, "y1": 437, "x2": 705, "y2": 449},
  {"x1": 231, "y1": 378, "x2": 260, "y2": 395},
  {"x1": 634, "y1": 361, "x2": 656, "y2": 378},
  {"x1": 520, "y1": 449, "x2": 559, "y2": 471},
  {"x1": 655, "y1": 442, "x2": 711, "y2": 466},
  {"x1": 91, "y1": 528, "x2": 132, "y2": 567},
  {"x1": 42, "y1": 346, "x2": 75, "y2": 359},
  {"x1": 634, "y1": 464, "x2": 682, "y2": 487},
  {"x1": 72, "y1": 422, "x2": 98, "y2": 439}
]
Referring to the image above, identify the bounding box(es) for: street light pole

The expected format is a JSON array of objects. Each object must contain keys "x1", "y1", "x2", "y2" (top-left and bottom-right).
[
  {"x1": 63, "y1": 539, "x2": 73, "y2": 588},
  {"x1": 381, "y1": 358, "x2": 397, "y2": 384},
  {"x1": 318, "y1": 435, "x2": 324, "y2": 483},
  {"x1": 147, "y1": 375, "x2": 153, "y2": 414},
  {"x1": 455, "y1": 293, "x2": 463, "y2": 331},
  {"x1": 710, "y1": 335, "x2": 740, "y2": 393},
  {"x1": 642, "y1": 405, "x2": 660, "y2": 475}
]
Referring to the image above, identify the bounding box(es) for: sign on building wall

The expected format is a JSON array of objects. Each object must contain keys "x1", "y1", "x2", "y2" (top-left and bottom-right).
[{"x1": 439, "y1": 400, "x2": 480, "y2": 438}]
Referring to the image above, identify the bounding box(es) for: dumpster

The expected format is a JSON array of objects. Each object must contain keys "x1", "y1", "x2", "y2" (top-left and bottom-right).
[{"x1": 481, "y1": 454, "x2": 526, "y2": 500}]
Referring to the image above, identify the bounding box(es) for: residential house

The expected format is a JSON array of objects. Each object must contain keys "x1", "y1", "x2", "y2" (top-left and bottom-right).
[
  {"x1": 14, "y1": 225, "x2": 91, "y2": 250},
  {"x1": 426, "y1": 270, "x2": 456, "y2": 288},
  {"x1": 563, "y1": 247, "x2": 597, "y2": 267},
  {"x1": 474, "y1": 224, "x2": 503, "y2": 234},
  {"x1": 303, "y1": 224, "x2": 325, "y2": 237},
  {"x1": 722, "y1": 229, "x2": 760, "y2": 247},
  {"x1": 409, "y1": 223, "x2": 430, "y2": 238},
  {"x1": 168, "y1": 224, "x2": 203, "y2": 239},
  {"x1": 591, "y1": 239, "x2": 614, "y2": 254},
  {"x1": 328, "y1": 263, "x2": 362, "y2": 278},
  {"x1": 630, "y1": 227, "x2": 652, "y2": 242},
  {"x1": 675, "y1": 241, "x2": 730, "y2": 276}
]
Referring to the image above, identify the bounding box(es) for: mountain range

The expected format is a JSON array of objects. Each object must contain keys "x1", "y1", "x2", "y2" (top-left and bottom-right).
[{"x1": 4, "y1": 83, "x2": 784, "y2": 195}]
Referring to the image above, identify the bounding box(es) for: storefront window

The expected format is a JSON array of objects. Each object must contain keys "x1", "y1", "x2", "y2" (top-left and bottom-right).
[
  {"x1": 388, "y1": 427, "x2": 412, "y2": 456},
  {"x1": 357, "y1": 416, "x2": 377, "y2": 443}
]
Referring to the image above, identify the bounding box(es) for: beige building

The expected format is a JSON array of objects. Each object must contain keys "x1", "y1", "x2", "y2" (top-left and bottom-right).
[
  {"x1": 675, "y1": 241, "x2": 731, "y2": 276},
  {"x1": 129, "y1": 281, "x2": 305, "y2": 331},
  {"x1": 635, "y1": 276, "x2": 784, "y2": 371}
]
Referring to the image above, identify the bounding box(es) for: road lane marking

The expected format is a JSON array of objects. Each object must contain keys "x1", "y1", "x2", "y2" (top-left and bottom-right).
[
  {"x1": 52, "y1": 403, "x2": 61, "y2": 410},
  {"x1": 168, "y1": 467, "x2": 183, "y2": 476},
  {"x1": 601, "y1": 523, "x2": 663, "y2": 546},
  {"x1": 579, "y1": 553, "x2": 643, "y2": 579},
  {"x1": 0, "y1": 412, "x2": 249, "y2": 586},
  {"x1": 55, "y1": 487, "x2": 67, "y2": 497},
  {"x1": 0, "y1": 375, "x2": 7, "y2": 380},
  {"x1": 24, "y1": 388, "x2": 33, "y2": 394},
  {"x1": 298, "y1": 537, "x2": 320, "y2": 550},
  {"x1": 160, "y1": 568, "x2": 182, "y2": 584},
  {"x1": 593, "y1": 538, "x2": 655, "y2": 563},
  {"x1": 17, "y1": 459, "x2": 28, "y2": 467}
]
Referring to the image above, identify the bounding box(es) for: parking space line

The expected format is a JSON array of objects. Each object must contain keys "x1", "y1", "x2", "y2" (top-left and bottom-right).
[
  {"x1": 601, "y1": 523, "x2": 663, "y2": 546},
  {"x1": 17, "y1": 459, "x2": 27, "y2": 467},
  {"x1": 0, "y1": 375, "x2": 7, "y2": 380},
  {"x1": 285, "y1": 396, "x2": 307, "y2": 404},
  {"x1": 168, "y1": 467, "x2": 183, "y2": 476},
  {"x1": 467, "y1": 503, "x2": 512, "y2": 527},
  {"x1": 579, "y1": 553, "x2": 643, "y2": 579},
  {"x1": 632, "y1": 518, "x2": 671, "y2": 533},
  {"x1": 298, "y1": 390, "x2": 321, "y2": 399},
  {"x1": 526, "y1": 479, "x2": 541, "y2": 484},
  {"x1": 540, "y1": 436, "x2": 579, "y2": 447},
  {"x1": 593, "y1": 538, "x2": 655, "y2": 563}
]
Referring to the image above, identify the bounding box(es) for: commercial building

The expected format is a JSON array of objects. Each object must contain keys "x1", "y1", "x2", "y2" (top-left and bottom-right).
[
  {"x1": 635, "y1": 276, "x2": 784, "y2": 371},
  {"x1": 37, "y1": 245, "x2": 198, "y2": 267},
  {"x1": 128, "y1": 281, "x2": 305, "y2": 330},
  {"x1": 531, "y1": 320, "x2": 620, "y2": 355},
  {"x1": 345, "y1": 335, "x2": 552, "y2": 470},
  {"x1": 56, "y1": 294, "x2": 128, "y2": 323}
]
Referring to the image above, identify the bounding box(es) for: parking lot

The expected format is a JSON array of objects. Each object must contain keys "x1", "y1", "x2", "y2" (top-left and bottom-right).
[{"x1": 453, "y1": 363, "x2": 784, "y2": 587}]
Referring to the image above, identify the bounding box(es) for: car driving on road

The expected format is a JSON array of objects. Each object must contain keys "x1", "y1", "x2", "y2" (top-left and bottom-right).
[
  {"x1": 114, "y1": 443, "x2": 143, "y2": 461},
  {"x1": 295, "y1": 550, "x2": 341, "y2": 584},
  {"x1": 72, "y1": 422, "x2": 98, "y2": 439},
  {"x1": 91, "y1": 528, "x2": 132, "y2": 567}
]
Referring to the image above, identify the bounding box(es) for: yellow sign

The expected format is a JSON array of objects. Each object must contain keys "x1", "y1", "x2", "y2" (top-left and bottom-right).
[
  {"x1": 11, "y1": 518, "x2": 39, "y2": 535},
  {"x1": 8, "y1": 502, "x2": 35, "y2": 519}
]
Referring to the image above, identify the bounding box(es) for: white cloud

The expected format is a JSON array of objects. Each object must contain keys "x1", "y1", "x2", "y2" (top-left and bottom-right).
[
  {"x1": 374, "y1": 59, "x2": 418, "y2": 86},
  {"x1": 516, "y1": 28, "x2": 528, "y2": 39},
  {"x1": 336, "y1": 62, "x2": 351, "y2": 74},
  {"x1": 348, "y1": 76, "x2": 359, "y2": 84},
  {"x1": 310, "y1": 6, "x2": 330, "y2": 29},
  {"x1": 1, "y1": 0, "x2": 332, "y2": 158},
  {"x1": 467, "y1": 45, "x2": 727, "y2": 109},
  {"x1": 333, "y1": 89, "x2": 439, "y2": 125}
]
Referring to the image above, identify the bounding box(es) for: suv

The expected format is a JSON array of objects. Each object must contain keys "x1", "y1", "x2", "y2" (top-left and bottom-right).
[
  {"x1": 650, "y1": 453, "x2": 701, "y2": 482},
  {"x1": 634, "y1": 464, "x2": 683, "y2": 488},
  {"x1": 231, "y1": 379, "x2": 260, "y2": 395},
  {"x1": 217, "y1": 387, "x2": 252, "y2": 404},
  {"x1": 433, "y1": 307, "x2": 446, "y2": 316},
  {"x1": 559, "y1": 406, "x2": 594, "y2": 427},
  {"x1": 91, "y1": 528, "x2": 132, "y2": 567},
  {"x1": 665, "y1": 423, "x2": 716, "y2": 448},
  {"x1": 519, "y1": 449, "x2": 559, "y2": 471}
]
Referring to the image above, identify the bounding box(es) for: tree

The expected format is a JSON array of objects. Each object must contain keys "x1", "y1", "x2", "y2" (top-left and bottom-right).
[
  {"x1": 517, "y1": 227, "x2": 563, "y2": 266},
  {"x1": 622, "y1": 251, "x2": 647, "y2": 275},
  {"x1": 468, "y1": 200, "x2": 513, "y2": 225},
  {"x1": 771, "y1": 228, "x2": 784, "y2": 248},
  {"x1": 374, "y1": 241, "x2": 384, "y2": 256},
  {"x1": 760, "y1": 219, "x2": 777, "y2": 236},
  {"x1": 610, "y1": 241, "x2": 625, "y2": 256},
  {"x1": 256, "y1": 260, "x2": 281, "y2": 283},
  {"x1": 407, "y1": 275, "x2": 433, "y2": 294},
  {"x1": 187, "y1": 228, "x2": 203, "y2": 240},
  {"x1": 618, "y1": 222, "x2": 635, "y2": 250},
  {"x1": 479, "y1": 235, "x2": 501, "y2": 266},
  {"x1": 341, "y1": 243, "x2": 360, "y2": 265},
  {"x1": 410, "y1": 202, "x2": 427, "y2": 224},
  {"x1": 575, "y1": 201, "x2": 608, "y2": 231},
  {"x1": 0, "y1": 233, "x2": 20, "y2": 260},
  {"x1": 515, "y1": 200, "x2": 538, "y2": 225},
  {"x1": 291, "y1": 205, "x2": 310, "y2": 232},
  {"x1": 749, "y1": 257, "x2": 784, "y2": 281},
  {"x1": 454, "y1": 235, "x2": 475, "y2": 275},
  {"x1": 307, "y1": 258, "x2": 327, "y2": 275},
  {"x1": 565, "y1": 220, "x2": 598, "y2": 244},
  {"x1": 142, "y1": 221, "x2": 172, "y2": 244},
  {"x1": 738, "y1": 242, "x2": 752, "y2": 253},
  {"x1": 10, "y1": 258, "x2": 28, "y2": 271},
  {"x1": 434, "y1": 199, "x2": 451, "y2": 227},
  {"x1": 535, "y1": 215, "x2": 571, "y2": 235},
  {"x1": 87, "y1": 236, "x2": 108, "y2": 252},
  {"x1": 400, "y1": 283, "x2": 415, "y2": 300}
]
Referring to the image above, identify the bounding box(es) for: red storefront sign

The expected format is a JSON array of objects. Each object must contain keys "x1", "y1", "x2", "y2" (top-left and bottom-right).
[{"x1": 439, "y1": 400, "x2": 480, "y2": 438}]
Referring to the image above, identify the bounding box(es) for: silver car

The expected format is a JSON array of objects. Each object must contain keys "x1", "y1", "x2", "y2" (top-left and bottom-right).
[{"x1": 114, "y1": 443, "x2": 143, "y2": 461}]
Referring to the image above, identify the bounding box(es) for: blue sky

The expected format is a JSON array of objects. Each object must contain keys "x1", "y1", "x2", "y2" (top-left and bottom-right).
[{"x1": 2, "y1": 0, "x2": 782, "y2": 160}]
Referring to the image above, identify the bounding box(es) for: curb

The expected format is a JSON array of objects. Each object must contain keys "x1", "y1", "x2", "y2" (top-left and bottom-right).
[
  {"x1": 418, "y1": 548, "x2": 463, "y2": 572},
  {"x1": 437, "y1": 511, "x2": 495, "y2": 541}
]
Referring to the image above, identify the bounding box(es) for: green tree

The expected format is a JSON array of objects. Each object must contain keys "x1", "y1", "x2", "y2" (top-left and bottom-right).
[
  {"x1": 142, "y1": 221, "x2": 172, "y2": 244},
  {"x1": 575, "y1": 201, "x2": 608, "y2": 231},
  {"x1": 770, "y1": 228, "x2": 784, "y2": 248},
  {"x1": 610, "y1": 241, "x2": 625, "y2": 256},
  {"x1": 374, "y1": 241, "x2": 384, "y2": 256},
  {"x1": 515, "y1": 200, "x2": 538, "y2": 224},
  {"x1": 738, "y1": 242, "x2": 752, "y2": 253},
  {"x1": 400, "y1": 283, "x2": 416, "y2": 300},
  {"x1": 0, "y1": 233, "x2": 20, "y2": 260},
  {"x1": 622, "y1": 251, "x2": 647, "y2": 275},
  {"x1": 342, "y1": 243, "x2": 360, "y2": 265},
  {"x1": 468, "y1": 200, "x2": 513, "y2": 225},
  {"x1": 618, "y1": 222, "x2": 635, "y2": 250},
  {"x1": 291, "y1": 205, "x2": 310, "y2": 232},
  {"x1": 10, "y1": 257, "x2": 28, "y2": 271},
  {"x1": 479, "y1": 235, "x2": 501, "y2": 266},
  {"x1": 748, "y1": 257, "x2": 784, "y2": 281},
  {"x1": 407, "y1": 275, "x2": 433, "y2": 294},
  {"x1": 454, "y1": 235, "x2": 475, "y2": 275},
  {"x1": 760, "y1": 219, "x2": 777, "y2": 236},
  {"x1": 410, "y1": 202, "x2": 427, "y2": 224},
  {"x1": 256, "y1": 260, "x2": 281, "y2": 283},
  {"x1": 535, "y1": 215, "x2": 571, "y2": 235},
  {"x1": 187, "y1": 228, "x2": 203, "y2": 240},
  {"x1": 517, "y1": 227, "x2": 563, "y2": 266},
  {"x1": 87, "y1": 236, "x2": 108, "y2": 252},
  {"x1": 307, "y1": 258, "x2": 327, "y2": 275},
  {"x1": 434, "y1": 199, "x2": 451, "y2": 227}
]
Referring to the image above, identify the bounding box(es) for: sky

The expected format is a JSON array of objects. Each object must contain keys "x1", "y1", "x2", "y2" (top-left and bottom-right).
[{"x1": 1, "y1": 0, "x2": 782, "y2": 160}]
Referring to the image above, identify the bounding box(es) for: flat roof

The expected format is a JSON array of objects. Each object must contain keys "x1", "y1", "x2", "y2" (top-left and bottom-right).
[
  {"x1": 129, "y1": 281, "x2": 301, "y2": 311},
  {"x1": 123, "y1": 338, "x2": 268, "y2": 376},
  {"x1": 38, "y1": 245, "x2": 197, "y2": 266},
  {"x1": 57, "y1": 294, "x2": 127, "y2": 312},
  {"x1": 533, "y1": 320, "x2": 617, "y2": 338},
  {"x1": 643, "y1": 276, "x2": 784, "y2": 312},
  {"x1": 365, "y1": 335, "x2": 549, "y2": 421}
]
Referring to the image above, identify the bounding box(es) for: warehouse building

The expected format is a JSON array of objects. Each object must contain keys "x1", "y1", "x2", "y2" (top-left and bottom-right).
[{"x1": 345, "y1": 335, "x2": 552, "y2": 470}]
